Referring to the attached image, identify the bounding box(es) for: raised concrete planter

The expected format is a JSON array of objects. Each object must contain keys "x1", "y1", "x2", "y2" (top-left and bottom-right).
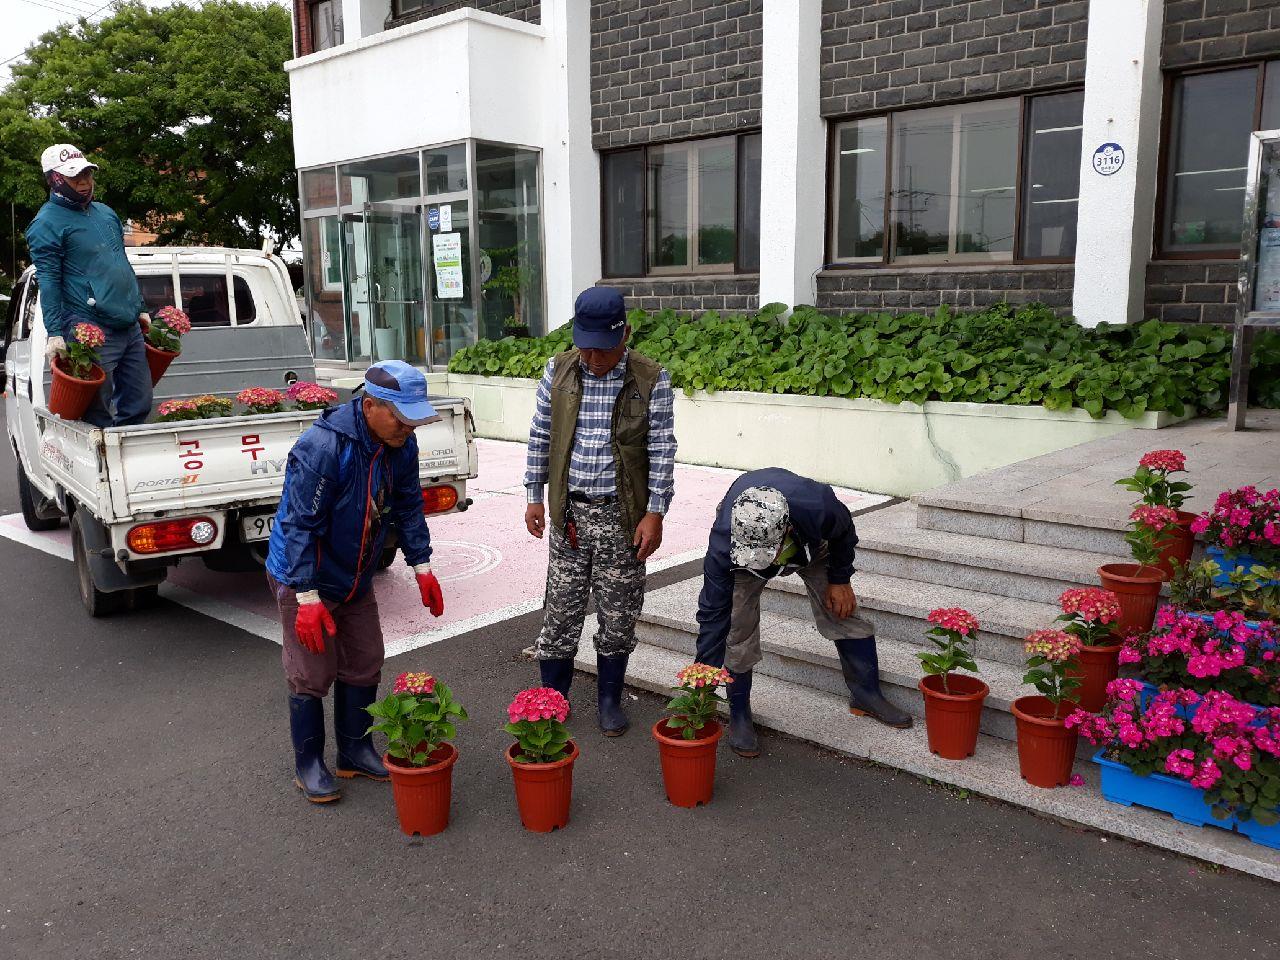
[{"x1": 440, "y1": 373, "x2": 1188, "y2": 497}]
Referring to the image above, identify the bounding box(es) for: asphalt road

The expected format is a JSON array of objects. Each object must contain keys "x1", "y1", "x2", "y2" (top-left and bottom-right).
[{"x1": 0, "y1": 428, "x2": 1275, "y2": 960}]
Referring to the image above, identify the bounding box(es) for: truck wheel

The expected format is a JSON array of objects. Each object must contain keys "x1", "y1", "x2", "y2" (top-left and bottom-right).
[
  {"x1": 17, "y1": 462, "x2": 60, "y2": 532},
  {"x1": 71, "y1": 512, "x2": 126, "y2": 617}
]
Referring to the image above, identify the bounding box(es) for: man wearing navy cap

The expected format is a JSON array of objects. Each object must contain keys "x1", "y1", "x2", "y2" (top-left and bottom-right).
[
  {"x1": 524, "y1": 287, "x2": 677, "y2": 736},
  {"x1": 266, "y1": 360, "x2": 446, "y2": 803}
]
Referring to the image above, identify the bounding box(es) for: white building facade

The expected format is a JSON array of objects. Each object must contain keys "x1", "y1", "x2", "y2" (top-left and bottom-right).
[{"x1": 286, "y1": 0, "x2": 1270, "y2": 367}]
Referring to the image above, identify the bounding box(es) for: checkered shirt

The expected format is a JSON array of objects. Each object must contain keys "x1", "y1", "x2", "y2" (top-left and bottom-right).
[{"x1": 525, "y1": 352, "x2": 676, "y2": 514}]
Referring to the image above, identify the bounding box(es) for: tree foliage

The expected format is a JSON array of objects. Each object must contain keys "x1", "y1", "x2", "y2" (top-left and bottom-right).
[{"x1": 0, "y1": 1, "x2": 295, "y2": 291}]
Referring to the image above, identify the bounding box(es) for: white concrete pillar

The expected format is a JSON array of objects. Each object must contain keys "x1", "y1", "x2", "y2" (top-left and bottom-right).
[
  {"x1": 758, "y1": 0, "x2": 825, "y2": 309},
  {"x1": 539, "y1": 0, "x2": 601, "y2": 330},
  {"x1": 1071, "y1": 0, "x2": 1165, "y2": 327}
]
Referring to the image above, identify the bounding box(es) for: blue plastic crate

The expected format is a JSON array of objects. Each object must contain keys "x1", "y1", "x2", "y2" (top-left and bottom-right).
[
  {"x1": 1094, "y1": 751, "x2": 1280, "y2": 849},
  {"x1": 1205, "y1": 546, "x2": 1279, "y2": 588}
]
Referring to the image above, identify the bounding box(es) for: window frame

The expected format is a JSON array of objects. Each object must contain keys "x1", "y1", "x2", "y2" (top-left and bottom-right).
[
  {"x1": 308, "y1": 0, "x2": 343, "y2": 53},
  {"x1": 598, "y1": 132, "x2": 762, "y2": 279},
  {"x1": 1154, "y1": 62, "x2": 1269, "y2": 262},
  {"x1": 825, "y1": 89, "x2": 1085, "y2": 269}
]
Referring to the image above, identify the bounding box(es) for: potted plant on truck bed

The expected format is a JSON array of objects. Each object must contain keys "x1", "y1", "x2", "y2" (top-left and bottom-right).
[
  {"x1": 916, "y1": 607, "x2": 988, "y2": 760},
  {"x1": 48, "y1": 321, "x2": 106, "y2": 420},
  {"x1": 142, "y1": 305, "x2": 191, "y2": 385}
]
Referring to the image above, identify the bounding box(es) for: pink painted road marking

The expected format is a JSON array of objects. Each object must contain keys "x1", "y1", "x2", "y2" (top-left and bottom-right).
[{"x1": 0, "y1": 440, "x2": 887, "y2": 652}]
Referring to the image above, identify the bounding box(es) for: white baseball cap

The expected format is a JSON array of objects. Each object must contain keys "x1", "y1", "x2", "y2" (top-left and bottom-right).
[{"x1": 40, "y1": 144, "x2": 98, "y2": 177}]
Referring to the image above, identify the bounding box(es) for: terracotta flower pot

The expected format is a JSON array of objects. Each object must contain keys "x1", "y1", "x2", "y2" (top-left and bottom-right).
[
  {"x1": 1153, "y1": 511, "x2": 1198, "y2": 580},
  {"x1": 1066, "y1": 641, "x2": 1122, "y2": 713},
  {"x1": 1097, "y1": 563, "x2": 1166, "y2": 635},
  {"x1": 144, "y1": 342, "x2": 179, "y2": 386},
  {"x1": 919, "y1": 674, "x2": 989, "y2": 760},
  {"x1": 1011, "y1": 695, "x2": 1080, "y2": 788},
  {"x1": 652, "y1": 719, "x2": 723, "y2": 807},
  {"x1": 48, "y1": 358, "x2": 105, "y2": 420},
  {"x1": 385, "y1": 742, "x2": 457, "y2": 837},
  {"x1": 506, "y1": 739, "x2": 578, "y2": 832}
]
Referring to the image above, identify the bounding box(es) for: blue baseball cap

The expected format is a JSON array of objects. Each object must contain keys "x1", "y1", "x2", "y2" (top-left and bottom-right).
[
  {"x1": 363, "y1": 360, "x2": 438, "y2": 426},
  {"x1": 573, "y1": 287, "x2": 628, "y2": 350}
]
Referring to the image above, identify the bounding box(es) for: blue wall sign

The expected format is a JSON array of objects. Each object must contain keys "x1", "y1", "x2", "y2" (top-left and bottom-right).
[
  {"x1": 427, "y1": 206, "x2": 441, "y2": 231},
  {"x1": 1092, "y1": 143, "x2": 1125, "y2": 176}
]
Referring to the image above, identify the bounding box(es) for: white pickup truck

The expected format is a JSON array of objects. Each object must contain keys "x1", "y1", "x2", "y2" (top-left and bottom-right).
[{"x1": 3, "y1": 246, "x2": 477, "y2": 616}]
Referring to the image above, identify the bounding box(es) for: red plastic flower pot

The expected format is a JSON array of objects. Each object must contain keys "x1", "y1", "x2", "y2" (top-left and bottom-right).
[
  {"x1": 652, "y1": 719, "x2": 723, "y2": 808},
  {"x1": 47, "y1": 358, "x2": 105, "y2": 421},
  {"x1": 919, "y1": 674, "x2": 989, "y2": 760},
  {"x1": 144, "y1": 342, "x2": 179, "y2": 386},
  {"x1": 1066, "y1": 641, "x2": 1122, "y2": 713},
  {"x1": 1097, "y1": 563, "x2": 1166, "y2": 635},
  {"x1": 385, "y1": 742, "x2": 457, "y2": 837},
  {"x1": 1153, "y1": 511, "x2": 1198, "y2": 580},
  {"x1": 1011, "y1": 695, "x2": 1081, "y2": 788},
  {"x1": 506, "y1": 740, "x2": 578, "y2": 833}
]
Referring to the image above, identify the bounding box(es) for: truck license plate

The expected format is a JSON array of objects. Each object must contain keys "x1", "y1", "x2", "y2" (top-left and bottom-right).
[{"x1": 240, "y1": 514, "x2": 275, "y2": 542}]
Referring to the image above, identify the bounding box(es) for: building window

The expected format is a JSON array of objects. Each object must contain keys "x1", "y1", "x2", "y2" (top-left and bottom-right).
[
  {"x1": 830, "y1": 92, "x2": 1082, "y2": 265},
  {"x1": 310, "y1": 0, "x2": 342, "y2": 52},
  {"x1": 1160, "y1": 65, "x2": 1280, "y2": 256},
  {"x1": 601, "y1": 133, "x2": 762, "y2": 278}
]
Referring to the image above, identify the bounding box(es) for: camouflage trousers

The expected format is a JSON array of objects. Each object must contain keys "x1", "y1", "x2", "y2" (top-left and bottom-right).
[{"x1": 535, "y1": 498, "x2": 646, "y2": 661}]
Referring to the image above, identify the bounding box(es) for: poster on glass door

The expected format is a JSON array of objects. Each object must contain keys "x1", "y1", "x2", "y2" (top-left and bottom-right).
[{"x1": 432, "y1": 232, "x2": 464, "y2": 299}]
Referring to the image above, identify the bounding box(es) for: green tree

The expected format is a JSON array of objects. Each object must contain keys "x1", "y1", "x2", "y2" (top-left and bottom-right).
[{"x1": 0, "y1": 1, "x2": 296, "y2": 292}]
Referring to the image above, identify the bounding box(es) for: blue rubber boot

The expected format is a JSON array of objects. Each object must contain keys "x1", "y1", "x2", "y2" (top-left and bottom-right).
[
  {"x1": 289, "y1": 694, "x2": 340, "y2": 803},
  {"x1": 833, "y1": 637, "x2": 913, "y2": 729},
  {"x1": 539, "y1": 657, "x2": 574, "y2": 697},
  {"x1": 726, "y1": 670, "x2": 761, "y2": 757},
  {"x1": 334, "y1": 682, "x2": 389, "y2": 781},
  {"x1": 596, "y1": 653, "x2": 630, "y2": 736}
]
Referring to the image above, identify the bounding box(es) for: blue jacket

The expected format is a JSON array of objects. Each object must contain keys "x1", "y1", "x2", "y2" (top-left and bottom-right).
[
  {"x1": 695, "y1": 468, "x2": 858, "y2": 662},
  {"x1": 266, "y1": 399, "x2": 433, "y2": 603},
  {"x1": 25, "y1": 194, "x2": 145, "y2": 338}
]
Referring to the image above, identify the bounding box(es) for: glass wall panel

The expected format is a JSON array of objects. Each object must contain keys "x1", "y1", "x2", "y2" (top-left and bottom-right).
[
  {"x1": 427, "y1": 200, "x2": 474, "y2": 367},
  {"x1": 1021, "y1": 91, "x2": 1084, "y2": 260},
  {"x1": 737, "y1": 133, "x2": 762, "y2": 271},
  {"x1": 956, "y1": 102, "x2": 1019, "y2": 254},
  {"x1": 477, "y1": 143, "x2": 544, "y2": 339},
  {"x1": 893, "y1": 109, "x2": 954, "y2": 257},
  {"x1": 697, "y1": 140, "x2": 736, "y2": 266},
  {"x1": 301, "y1": 167, "x2": 337, "y2": 211},
  {"x1": 649, "y1": 144, "x2": 691, "y2": 269},
  {"x1": 603, "y1": 149, "x2": 645, "y2": 276},
  {"x1": 424, "y1": 143, "x2": 468, "y2": 196},
  {"x1": 1163, "y1": 67, "x2": 1258, "y2": 252},
  {"x1": 833, "y1": 118, "x2": 888, "y2": 260},
  {"x1": 302, "y1": 216, "x2": 347, "y2": 361},
  {"x1": 339, "y1": 153, "x2": 421, "y2": 206}
]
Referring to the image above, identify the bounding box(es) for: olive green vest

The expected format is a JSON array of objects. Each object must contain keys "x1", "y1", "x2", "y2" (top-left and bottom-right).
[{"x1": 548, "y1": 348, "x2": 662, "y2": 541}]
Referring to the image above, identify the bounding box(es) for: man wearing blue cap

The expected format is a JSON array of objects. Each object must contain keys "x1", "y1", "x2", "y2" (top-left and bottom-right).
[
  {"x1": 524, "y1": 287, "x2": 677, "y2": 736},
  {"x1": 265, "y1": 360, "x2": 446, "y2": 803}
]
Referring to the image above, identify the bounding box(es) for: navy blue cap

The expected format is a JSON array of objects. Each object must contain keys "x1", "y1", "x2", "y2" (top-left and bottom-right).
[
  {"x1": 363, "y1": 360, "x2": 438, "y2": 426},
  {"x1": 572, "y1": 287, "x2": 627, "y2": 350}
]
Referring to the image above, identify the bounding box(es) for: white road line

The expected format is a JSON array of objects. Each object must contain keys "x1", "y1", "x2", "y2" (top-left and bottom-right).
[{"x1": 0, "y1": 517, "x2": 71, "y2": 560}]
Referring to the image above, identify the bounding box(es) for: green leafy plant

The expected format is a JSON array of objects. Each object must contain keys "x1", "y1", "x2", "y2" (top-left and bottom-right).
[
  {"x1": 1125, "y1": 505, "x2": 1180, "y2": 569},
  {"x1": 365, "y1": 671, "x2": 467, "y2": 768},
  {"x1": 449, "y1": 304, "x2": 1280, "y2": 418},
  {"x1": 917, "y1": 608, "x2": 980, "y2": 693},
  {"x1": 664, "y1": 663, "x2": 732, "y2": 739},
  {"x1": 1022, "y1": 629, "x2": 1082, "y2": 718},
  {"x1": 1114, "y1": 449, "x2": 1192, "y2": 510}
]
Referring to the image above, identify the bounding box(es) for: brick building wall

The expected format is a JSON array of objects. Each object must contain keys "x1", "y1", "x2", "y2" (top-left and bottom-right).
[
  {"x1": 1143, "y1": 262, "x2": 1240, "y2": 325},
  {"x1": 602, "y1": 277, "x2": 759, "y2": 315},
  {"x1": 590, "y1": 0, "x2": 764, "y2": 150},
  {"x1": 389, "y1": 0, "x2": 540, "y2": 28},
  {"x1": 819, "y1": 0, "x2": 1088, "y2": 119},
  {"x1": 816, "y1": 266, "x2": 1074, "y2": 316},
  {"x1": 1162, "y1": 0, "x2": 1280, "y2": 69}
]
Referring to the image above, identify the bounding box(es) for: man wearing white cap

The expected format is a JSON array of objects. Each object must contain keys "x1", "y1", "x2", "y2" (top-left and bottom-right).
[{"x1": 24, "y1": 144, "x2": 153, "y2": 427}]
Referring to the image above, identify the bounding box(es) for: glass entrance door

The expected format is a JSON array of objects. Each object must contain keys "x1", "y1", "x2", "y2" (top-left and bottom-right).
[
  {"x1": 424, "y1": 199, "x2": 473, "y2": 367},
  {"x1": 342, "y1": 204, "x2": 427, "y2": 365}
]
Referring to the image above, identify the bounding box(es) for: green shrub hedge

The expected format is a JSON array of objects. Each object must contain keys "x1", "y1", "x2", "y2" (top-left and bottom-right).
[{"x1": 447, "y1": 303, "x2": 1280, "y2": 419}]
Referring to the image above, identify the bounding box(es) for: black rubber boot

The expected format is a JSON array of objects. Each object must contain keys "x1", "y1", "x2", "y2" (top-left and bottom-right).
[
  {"x1": 596, "y1": 653, "x2": 630, "y2": 737},
  {"x1": 833, "y1": 637, "x2": 914, "y2": 729},
  {"x1": 289, "y1": 694, "x2": 340, "y2": 803},
  {"x1": 539, "y1": 657, "x2": 574, "y2": 719},
  {"x1": 726, "y1": 670, "x2": 760, "y2": 758},
  {"x1": 334, "y1": 681, "x2": 389, "y2": 781}
]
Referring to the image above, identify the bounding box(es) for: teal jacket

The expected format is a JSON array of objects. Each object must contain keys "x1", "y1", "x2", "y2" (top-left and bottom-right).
[{"x1": 25, "y1": 194, "x2": 144, "y2": 338}]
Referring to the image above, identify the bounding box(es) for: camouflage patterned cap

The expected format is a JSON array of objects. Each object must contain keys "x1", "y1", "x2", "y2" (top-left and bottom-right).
[{"x1": 729, "y1": 486, "x2": 789, "y2": 570}]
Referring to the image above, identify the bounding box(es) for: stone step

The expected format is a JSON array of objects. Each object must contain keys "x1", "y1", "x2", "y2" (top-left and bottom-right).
[
  {"x1": 913, "y1": 499, "x2": 1132, "y2": 555},
  {"x1": 853, "y1": 502, "x2": 1123, "y2": 605},
  {"x1": 756, "y1": 570, "x2": 1058, "y2": 667},
  {"x1": 570, "y1": 640, "x2": 1280, "y2": 883},
  {"x1": 632, "y1": 582, "x2": 1042, "y2": 745}
]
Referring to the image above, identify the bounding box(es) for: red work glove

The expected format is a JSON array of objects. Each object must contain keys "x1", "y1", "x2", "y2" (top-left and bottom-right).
[
  {"x1": 414, "y1": 564, "x2": 445, "y2": 617},
  {"x1": 294, "y1": 591, "x2": 336, "y2": 654}
]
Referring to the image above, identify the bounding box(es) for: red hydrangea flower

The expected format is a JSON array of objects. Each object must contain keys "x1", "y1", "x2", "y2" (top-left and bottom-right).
[
  {"x1": 1130, "y1": 504, "x2": 1179, "y2": 532},
  {"x1": 508, "y1": 687, "x2": 570, "y2": 724},
  {"x1": 926, "y1": 607, "x2": 979, "y2": 636},
  {"x1": 1138, "y1": 449, "x2": 1186, "y2": 473},
  {"x1": 1058, "y1": 588, "x2": 1120, "y2": 625}
]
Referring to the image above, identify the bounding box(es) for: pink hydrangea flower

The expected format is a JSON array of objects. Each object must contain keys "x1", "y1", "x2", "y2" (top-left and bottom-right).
[
  {"x1": 237, "y1": 387, "x2": 287, "y2": 410},
  {"x1": 392, "y1": 671, "x2": 436, "y2": 696},
  {"x1": 1024, "y1": 629, "x2": 1081, "y2": 663},
  {"x1": 1059, "y1": 588, "x2": 1120, "y2": 625},
  {"x1": 1130, "y1": 505, "x2": 1179, "y2": 532},
  {"x1": 1139, "y1": 449, "x2": 1186, "y2": 473},
  {"x1": 927, "y1": 607, "x2": 979, "y2": 636},
  {"x1": 72, "y1": 322, "x2": 106, "y2": 349},
  {"x1": 155, "y1": 305, "x2": 192, "y2": 335},
  {"x1": 508, "y1": 687, "x2": 570, "y2": 724},
  {"x1": 675, "y1": 663, "x2": 732, "y2": 689}
]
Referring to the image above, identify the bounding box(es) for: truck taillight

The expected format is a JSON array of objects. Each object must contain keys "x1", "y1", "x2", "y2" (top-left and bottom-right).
[
  {"x1": 421, "y1": 485, "x2": 459, "y2": 514},
  {"x1": 128, "y1": 517, "x2": 219, "y2": 554}
]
